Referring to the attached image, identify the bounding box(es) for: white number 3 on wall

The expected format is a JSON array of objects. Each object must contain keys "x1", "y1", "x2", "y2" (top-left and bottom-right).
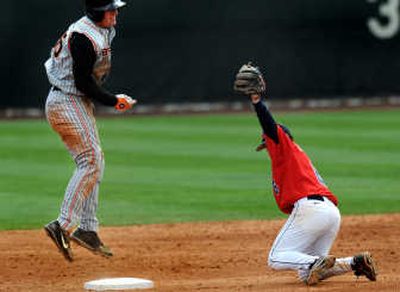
[{"x1": 367, "y1": 0, "x2": 400, "y2": 39}]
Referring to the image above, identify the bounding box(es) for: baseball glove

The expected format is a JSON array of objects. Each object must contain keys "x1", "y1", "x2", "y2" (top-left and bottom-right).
[{"x1": 233, "y1": 62, "x2": 266, "y2": 95}]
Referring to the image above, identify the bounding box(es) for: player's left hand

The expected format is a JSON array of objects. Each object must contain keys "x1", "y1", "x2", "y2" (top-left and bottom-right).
[
  {"x1": 115, "y1": 94, "x2": 137, "y2": 112},
  {"x1": 233, "y1": 62, "x2": 266, "y2": 96}
]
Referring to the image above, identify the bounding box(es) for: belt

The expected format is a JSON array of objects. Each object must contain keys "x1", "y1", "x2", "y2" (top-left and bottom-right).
[
  {"x1": 307, "y1": 195, "x2": 324, "y2": 201},
  {"x1": 51, "y1": 86, "x2": 61, "y2": 92}
]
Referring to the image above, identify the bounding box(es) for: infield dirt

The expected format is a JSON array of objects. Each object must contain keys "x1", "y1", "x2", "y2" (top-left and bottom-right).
[{"x1": 0, "y1": 214, "x2": 399, "y2": 291}]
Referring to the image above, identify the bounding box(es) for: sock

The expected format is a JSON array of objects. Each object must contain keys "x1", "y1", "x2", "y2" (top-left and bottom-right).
[{"x1": 298, "y1": 268, "x2": 309, "y2": 283}]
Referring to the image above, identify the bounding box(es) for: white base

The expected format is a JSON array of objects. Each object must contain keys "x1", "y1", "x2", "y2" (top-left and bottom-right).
[{"x1": 84, "y1": 277, "x2": 154, "y2": 291}]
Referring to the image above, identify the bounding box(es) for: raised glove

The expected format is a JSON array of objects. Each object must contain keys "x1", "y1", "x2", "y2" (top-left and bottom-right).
[
  {"x1": 233, "y1": 62, "x2": 266, "y2": 95},
  {"x1": 115, "y1": 94, "x2": 137, "y2": 112}
]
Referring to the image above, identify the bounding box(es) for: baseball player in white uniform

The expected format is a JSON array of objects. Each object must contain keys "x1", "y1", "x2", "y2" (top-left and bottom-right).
[{"x1": 44, "y1": 0, "x2": 135, "y2": 262}]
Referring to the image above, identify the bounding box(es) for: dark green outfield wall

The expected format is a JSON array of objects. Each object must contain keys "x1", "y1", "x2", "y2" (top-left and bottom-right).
[{"x1": 2, "y1": 0, "x2": 400, "y2": 108}]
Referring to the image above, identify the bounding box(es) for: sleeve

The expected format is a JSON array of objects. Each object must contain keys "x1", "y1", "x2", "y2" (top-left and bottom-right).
[
  {"x1": 253, "y1": 100, "x2": 279, "y2": 144},
  {"x1": 69, "y1": 32, "x2": 117, "y2": 107}
]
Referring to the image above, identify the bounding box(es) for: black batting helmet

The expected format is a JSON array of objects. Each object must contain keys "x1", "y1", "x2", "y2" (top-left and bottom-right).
[{"x1": 86, "y1": 0, "x2": 127, "y2": 22}]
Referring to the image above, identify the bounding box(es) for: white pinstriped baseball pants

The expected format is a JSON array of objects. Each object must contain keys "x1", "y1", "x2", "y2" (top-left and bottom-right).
[
  {"x1": 46, "y1": 89, "x2": 104, "y2": 232},
  {"x1": 268, "y1": 197, "x2": 341, "y2": 280}
]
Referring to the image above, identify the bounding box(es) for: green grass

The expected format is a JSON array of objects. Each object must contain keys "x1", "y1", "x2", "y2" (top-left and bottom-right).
[{"x1": 0, "y1": 109, "x2": 399, "y2": 230}]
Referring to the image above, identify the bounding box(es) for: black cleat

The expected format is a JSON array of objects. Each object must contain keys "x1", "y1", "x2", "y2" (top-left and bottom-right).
[
  {"x1": 70, "y1": 228, "x2": 113, "y2": 257},
  {"x1": 306, "y1": 255, "x2": 336, "y2": 285},
  {"x1": 352, "y1": 252, "x2": 377, "y2": 281},
  {"x1": 44, "y1": 220, "x2": 73, "y2": 262}
]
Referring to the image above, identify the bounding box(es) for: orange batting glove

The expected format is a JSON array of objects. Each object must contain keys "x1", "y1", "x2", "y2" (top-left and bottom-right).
[{"x1": 115, "y1": 94, "x2": 137, "y2": 112}]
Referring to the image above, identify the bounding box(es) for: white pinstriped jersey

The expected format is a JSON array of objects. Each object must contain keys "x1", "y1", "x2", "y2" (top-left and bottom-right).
[{"x1": 45, "y1": 16, "x2": 116, "y2": 96}]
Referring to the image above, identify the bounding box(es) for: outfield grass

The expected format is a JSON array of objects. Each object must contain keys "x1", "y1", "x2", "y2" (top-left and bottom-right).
[{"x1": 0, "y1": 109, "x2": 399, "y2": 230}]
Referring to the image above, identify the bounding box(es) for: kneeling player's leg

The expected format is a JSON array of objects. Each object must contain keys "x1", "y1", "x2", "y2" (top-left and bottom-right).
[
  {"x1": 311, "y1": 225, "x2": 377, "y2": 282},
  {"x1": 268, "y1": 198, "x2": 340, "y2": 271},
  {"x1": 268, "y1": 204, "x2": 319, "y2": 271},
  {"x1": 297, "y1": 199, "x2": 341, "y2": 282}
]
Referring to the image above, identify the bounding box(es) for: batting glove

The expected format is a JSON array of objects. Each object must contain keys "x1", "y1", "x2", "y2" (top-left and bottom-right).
[{"x1": 115, "y1": 94, "x2": 137, "y2": 112}]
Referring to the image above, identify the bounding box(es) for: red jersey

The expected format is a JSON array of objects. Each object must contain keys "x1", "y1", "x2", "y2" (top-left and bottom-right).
[{"x1": 264, "y1": 126, "x2": 338, "y2": 214}]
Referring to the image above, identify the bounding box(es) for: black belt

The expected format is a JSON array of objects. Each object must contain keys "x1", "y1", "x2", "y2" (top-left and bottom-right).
[
  {"x1": 51, "y1": 86, "x2": 61, "y2": 92},
  {"x1": 307, "y1": 195, "x2": 324, "y2": 201}
]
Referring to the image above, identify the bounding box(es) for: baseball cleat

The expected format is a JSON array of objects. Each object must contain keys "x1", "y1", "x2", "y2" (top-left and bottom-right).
[
  {"x1": 306, "y1": 255, "x2": 336, "y2": 285},
  {"x1": 352, "y1": 252, "x2": 377, "y2": 281},
  {"x1": 71, "y1": 228, "x2": 113, "y2": 258},
  {"x1": 44, "y1": 220, "x2": 73, "y2": 262}
]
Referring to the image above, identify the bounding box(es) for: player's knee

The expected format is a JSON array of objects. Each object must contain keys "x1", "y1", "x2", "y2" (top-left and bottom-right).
[
  {"x1": 91, "y1": 148, "x2": 104, "y2": 174},
  {"x1": 267, "y1": 252, "x2": 278, "y2": 269},
  {"x1": 268, "y1": 251, "x2": 286, "y2": 270},
  {"x1": 268, "y1": 259, "x2": 279, "y2": 270},
  {"x1": 77, "y1": 148, "x2": 104, "y2": 175}
]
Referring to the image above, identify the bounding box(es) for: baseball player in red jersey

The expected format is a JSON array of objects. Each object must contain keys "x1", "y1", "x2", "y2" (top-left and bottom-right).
[
  {"x1": 43, "y1": 0, "x2": 136, "y2": 262},
  {"x1": 234, "y1": 63, "x2": 377, "y2": 285}
]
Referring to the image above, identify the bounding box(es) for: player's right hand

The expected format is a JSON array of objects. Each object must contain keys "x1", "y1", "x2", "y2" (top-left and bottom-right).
[{"x1": 115, "y1": 94, "x2": 137, "y2": 112}]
